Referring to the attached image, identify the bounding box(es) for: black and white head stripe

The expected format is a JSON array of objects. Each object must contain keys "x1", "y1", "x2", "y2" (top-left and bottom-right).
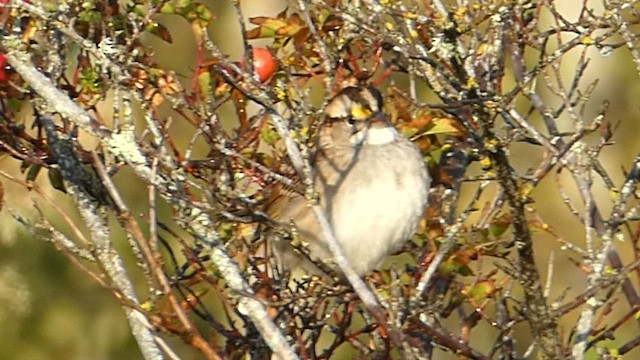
[{"x1": 324, "y1": 86, "x2": 384, "y2": 120}]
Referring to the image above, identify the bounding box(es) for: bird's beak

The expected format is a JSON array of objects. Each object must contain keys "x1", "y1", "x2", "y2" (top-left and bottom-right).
[{"x1": 368, "y1": 111, "x2": 390, "y2": 127}]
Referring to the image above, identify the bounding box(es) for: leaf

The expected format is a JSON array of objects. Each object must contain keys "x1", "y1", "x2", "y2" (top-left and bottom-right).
[
  {"x1": 423, "y1": 116, "x2": 465, "y2": 135},
  {"x1": 402, "y1": 108, "x2": 465, "y2": 139},
  {"x1": 145, "y1": 22, "x2": 173, "y2": 43},
  {"x1": 260, "y1": 126, "x2": 280, "y2": 146},
  {"x1": 25, "y1": 164, "x2": 42, "y2": 183},
  {"x1": 489, "y1": 213, "x2": 511, "y2": 238},
  {"x1": 439, "y1": 250, "x2": 475, "y2": 276},
  {"x1": 191, "y1": 3, "x2": 213, "y2": 27},
  {"x1": 246, "y1": 16, "x2": 303, "y2": 39},
  {"x1": 47, "y1": 168, "x2": 67, "y2": 193},
  {"x1": 462, "y1": 281, "x2": 496, "y2": 302},
  {"x1": 320, "y1": 13, "x2": 343, "y2": 32},
  {"x1": 197, "y1": 70, "x2": 213, "y2": 101},
  {"x1": 385, "y1": 86, "x2": 414, "y2": 124},
  {"x1": 159, "y1": 2, "x2": 176, "y2": 14},
  {"x1": 162, "y1": 1, "x2": 214, "y2": 28},
  {"x1": 246, "y1": 18, "x2": 288, "y2": 39},
  {"x1": 175, "y1": 0, "x2": 193, "y2": 8}
]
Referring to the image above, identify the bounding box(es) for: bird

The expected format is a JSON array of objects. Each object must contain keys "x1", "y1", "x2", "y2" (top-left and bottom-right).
[{"x1": 266, "y1": 85, "x2": 430, "y2": 276}]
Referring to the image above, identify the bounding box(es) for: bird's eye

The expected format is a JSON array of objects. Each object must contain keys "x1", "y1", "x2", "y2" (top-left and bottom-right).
[{"x1": 345, "y1": 117, "x2": 356, "y2": 126}]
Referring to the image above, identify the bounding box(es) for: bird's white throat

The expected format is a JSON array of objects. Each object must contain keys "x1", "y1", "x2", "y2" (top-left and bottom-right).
[{"x1": 350, "y1": 126, "x2": 397, "y2": 146}]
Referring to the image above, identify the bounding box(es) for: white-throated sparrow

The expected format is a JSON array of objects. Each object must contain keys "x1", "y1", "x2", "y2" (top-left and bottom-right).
[{"x1": 267, "y1": 85, "x2": 430, "y2": 275}]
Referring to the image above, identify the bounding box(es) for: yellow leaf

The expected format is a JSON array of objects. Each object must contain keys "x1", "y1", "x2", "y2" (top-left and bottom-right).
[{"x1": 581, "y1": 36, "x2": 594, "y2": 45}]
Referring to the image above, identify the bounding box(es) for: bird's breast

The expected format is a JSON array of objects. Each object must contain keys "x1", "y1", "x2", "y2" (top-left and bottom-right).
[{"x1": 318, "y1": 140, "x2": 429, "y2": 274}]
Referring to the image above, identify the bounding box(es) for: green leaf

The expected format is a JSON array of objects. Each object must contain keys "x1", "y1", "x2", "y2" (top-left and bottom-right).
[
  {"x1": 197, "y1": 71, "x2": 213, "y2": 101},
  {"x1": 463, "y1": 281, "x2": 496, "y2": 302},
  {"x1": 25, "y1": 164, "x2": 42, "y2": 183},
  {"x1": 260, "y1": 126, "x2": 280, "y2": 145},
  {"x1": 159, "y1": 3, "x2": 176, "y2": 14},
  {"x1": 423, "y1": 117, "x2": 463, "y2": 135},
  {"x1": 47, "y1": 168, "x2": 67, "y2": 193}
]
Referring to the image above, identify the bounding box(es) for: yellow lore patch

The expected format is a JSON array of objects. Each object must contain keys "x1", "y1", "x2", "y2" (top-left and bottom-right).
[{"x1": 350, "y1": 104, "x2": 372, "y2": 120}]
